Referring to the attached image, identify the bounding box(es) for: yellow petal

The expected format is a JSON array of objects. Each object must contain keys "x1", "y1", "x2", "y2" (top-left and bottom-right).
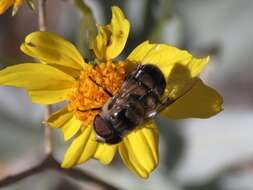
[
  {"x1": 28, "y1": 89, "x2": 72, "y2": 104},
  {"x1": 119, "y1": 121, "x2": 159, "y2": 179},
  {"x1": 0, "y1": 63, "x2": 75, "y2": 104},
  {"x1": 47, "y1": 106, "x2": 82, "y2": 141},
  {"x1": 21, "y1": 32, "x2": 85, "y2": 70},
  {"x1": 61, "y1": 115, "x2": 82, "y2": 141},
  {"x1": 93, "y1": 140, "x2": 118, "y2": 165},
  {"x1": 0, "y1": 0, "x2": 14, "y2": 15},
  {"x1": 46, "y1": 64, "x2": 81, "y2": 79},
  {"x1": 92, "y1": 6, "x2": 130, "y2": 61},
  {"x1": 77, "y1": 128, "x2": 98, "y2": 165},
  {"x1": 161, "y1": 78, "x2": 223, "y2": 119},
  {"x1": 127, "y1": 41, "x2": 209, "y2": 82},
  {"x1": 78, "y1": 129, "x2": 117, "y2": 165},
  {"x1": 48, "y1": 106, "x2": 73, "y2": 128},
  {"x1": 62, "y1": 127, "x2": 93, "y2": 168}
]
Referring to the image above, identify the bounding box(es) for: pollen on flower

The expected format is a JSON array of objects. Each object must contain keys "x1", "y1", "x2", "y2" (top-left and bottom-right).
[{"x1": 68, "y1": 61, "x2": 126, "y2": 125}]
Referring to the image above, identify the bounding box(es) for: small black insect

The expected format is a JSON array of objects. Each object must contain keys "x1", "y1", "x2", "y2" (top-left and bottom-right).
[{"x1": 92, "y1": 64, "x2": 172, "y2": 144}]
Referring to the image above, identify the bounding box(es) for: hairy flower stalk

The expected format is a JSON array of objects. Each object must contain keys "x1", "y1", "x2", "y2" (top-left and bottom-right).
[
  {"x1": 0, "y1": 6, "x2": 223, "y2": 178},
  {"x1": 36, "y1": 0, "x2": 53, "y2": 155}
]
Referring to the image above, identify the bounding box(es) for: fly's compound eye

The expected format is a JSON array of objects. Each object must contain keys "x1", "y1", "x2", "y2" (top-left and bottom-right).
[
  {"x1": 93, "y1": 115, "x2": 122, "y2": 144},
  {"x1": 94, "y1": 115, "x2": 113, "y2": 138}
]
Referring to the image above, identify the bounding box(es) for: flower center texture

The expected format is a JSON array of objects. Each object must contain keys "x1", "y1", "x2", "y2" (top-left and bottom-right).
[{"x1": 68, "y1": 62, "x2": 126, "y2": 125}]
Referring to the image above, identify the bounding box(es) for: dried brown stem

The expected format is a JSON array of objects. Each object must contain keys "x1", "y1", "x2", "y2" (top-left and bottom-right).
[
  {"x1": 57, "y1": 165, "x2": 120, "y2": 190},
  {"x1": 0, "y1": 156, "x2": 121, "y2": 190},
  {"x1": 0, "y1": 156, "x2": 56, "y2": 187}
]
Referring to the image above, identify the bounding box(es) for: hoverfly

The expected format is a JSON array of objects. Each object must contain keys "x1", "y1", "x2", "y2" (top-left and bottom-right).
[{"x1": 92, "y1": 63, "x2": 175, "y2": 144}]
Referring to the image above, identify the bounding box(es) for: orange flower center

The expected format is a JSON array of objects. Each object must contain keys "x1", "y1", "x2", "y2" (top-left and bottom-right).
[{"x1": 68, "y1": 61, "x2": 126, "y2": 125}]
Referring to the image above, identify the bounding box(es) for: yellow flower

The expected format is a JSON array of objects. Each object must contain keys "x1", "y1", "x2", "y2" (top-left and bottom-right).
[
  {"x1": 0, "y1": 0, "x2": 24, "y2": 16},
  {"x1": 0, "y1": 6, "x2": 223, "y2": 178}
]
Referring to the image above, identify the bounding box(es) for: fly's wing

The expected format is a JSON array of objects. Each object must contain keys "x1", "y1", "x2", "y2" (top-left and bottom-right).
[
  {"x1": 112, "y1": 64, "x2": 167, "y2": 119},
  {"x1": 155, "y1": 79, "x2": 197, "y2": 114}
]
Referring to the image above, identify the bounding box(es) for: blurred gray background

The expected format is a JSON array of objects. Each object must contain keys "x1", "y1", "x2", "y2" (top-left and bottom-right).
[{"x1": 0, "y1": 0, "x2": 253, "y2": 189}]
